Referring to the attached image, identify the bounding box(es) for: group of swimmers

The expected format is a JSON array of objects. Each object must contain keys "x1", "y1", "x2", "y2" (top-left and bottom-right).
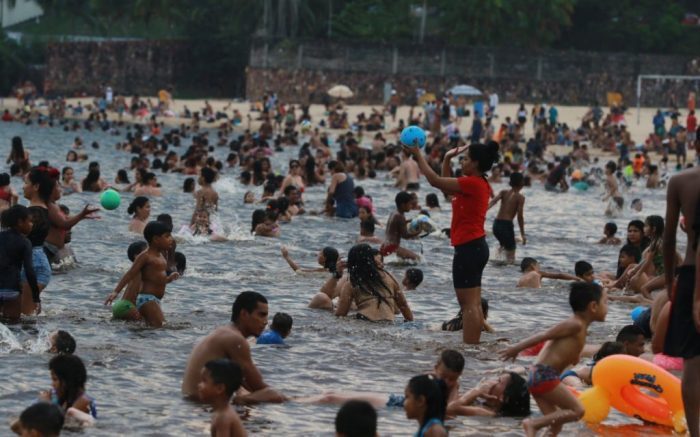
[{"x1": 1, "y1": 96, "x2": 700, "y2": 437}]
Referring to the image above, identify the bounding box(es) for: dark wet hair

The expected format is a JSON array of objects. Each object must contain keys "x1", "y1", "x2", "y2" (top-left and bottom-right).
[
  {"x1": 407, "y1": 374, "x2": 447, "y2": 426},
  {"x1": 127, "y1": 240, "x2": 148, "y2": 261},
  {"x1": 204, "y1": 359, "x2": 242, "y2": 398},
  {"x1": 127, "y1": 196, "x2": 149, "y2": 216},
  {"x1": 53, "y1": 330, "x2": 76, "y2": 354},
  {"x1": 251, "y1": 209, "x2": 266, "y2": 233},
  {"x1": 156, "y1": 213, "x2": 173, "y2": 231},
  {"x1": 606, "y1": 160, "x2": 617, "y2": 172},
  {"x1": 575, "y1": 260, "x2": 593, "y2": 277},
  {"x1": 0, "y1": 172, "x2": 9, "y2": 186},
  {"x1": 353, "y1": 186, "x2": 365, "y2": 198},
  {"x1": 11, "y1": 136, "x2": 25, "y2": 159},
  {"x1": 347, "y1": 244, "x2": 391, "y2": 308},
  {"x1": 500, "y1": 372, "x2": 530, "y2": 416},
  {"x1": 335, "y1": 400, "x2": 377, "y2": 437},
  {"x1": 604, "y1": 222, "x2": 617, "y2": 236},
  {"x1": 439, "y1": 349, "x2": 464, "y2": 373},
  {"x1": 81, "y1": 170, "x2": 101, "y2": 192},
  {"x1": 520, "y1": 257, "x2": 537, "y2": 272},
  {"x1": 49, "y1": 354, "x2": 87, "y2": 409},
  {"x1": 271, "y1": 312, "x2": 293, "y2": 336},
  {"x1": 28, "y1": 167, "x2": 57, "y2": 203},
  {"x1": 395, "y1": 191, "x2": 412, "y2": 208},
  {"x1": 231, "y1": 291, "x2": 268, "y2": 322},
  {"x1": 283, "y1": 184, "x2": 298, "y2": 196},
  {"x1": 116, "y1": 169, "x2": 130, "y2": 184},
  {"x1": 405, "y1": 267, "x2": 423, "y2": 287},
  {"x1": 509, "y1": 172, "x2": 524, "y2": 188},
  {"x1": 619, "y1": 244, "x2": 641, "y2": 262},
  {"x1": 593, "y1": 341, "x2": 624, "y2": 363},
  {"x1": 645, "y1": 215, "x2": 664, "y2": 242},
  {"x1": 201, "y1": 166, "x2": 217, "y2": 184},
  {"x1": 425, "y1": 193, "x2": 440, "y2": 208},
  {"x1": 360, "y1": 219, "x2": 375, "y2": 235},
  {"x1": 616, "y1": 325, "x2": 644, "y2": 343},
  {"x1": 183, "y1": 177, "x2": 195, "y2": 193},
  {"x1": 322, "y1": 246, "x2": 339, "y2": 273},
  {"x1": 468, "y1": 141, "x2": 500, "y2": 173},
  {"x1": 19, "y1": 402, "x2": 64, "y2": 436},
  {"x1": 569, "y1": 282, "x2": 602, "y2": 313},
  {"x1": 143, "y1": 221, "x2": 170, "y2": 243},
  {"x1": 1, "y1": 204, "x2": 29, "y2": 228},
  {"x1": 175, "y1": 251, "x2": 187, "y2": 275}
]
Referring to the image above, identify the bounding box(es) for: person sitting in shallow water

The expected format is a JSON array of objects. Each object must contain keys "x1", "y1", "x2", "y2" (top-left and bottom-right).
[
  {"x1": 334, "y1": 244, "x2": 413, "y2": 322},
  {"x1": 280, "y1": 245, "x2": 341, "y2": 310}
]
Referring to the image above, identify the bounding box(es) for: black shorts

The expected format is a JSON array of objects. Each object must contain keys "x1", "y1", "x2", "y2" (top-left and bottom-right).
[
  {"x1": 493, "y1": 219, "x2": 516, "y2": 251},
  {"x1": 453, "y1": 237, "x2": 489, "y2": 288},
  {"x1": 664, "y1": 265, "x2": 700, "y2": 358},
  {"x1": 406, "y1": 182, "x2": 420, "y2": 191}
]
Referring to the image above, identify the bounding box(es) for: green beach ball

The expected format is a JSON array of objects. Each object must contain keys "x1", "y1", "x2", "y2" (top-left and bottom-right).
[
  {"x1": 112, "y1": 299, "x2": 135, "y2": 319},
  {"x1": 100, "y1": 189, "x2": 121, "y2": 210}
]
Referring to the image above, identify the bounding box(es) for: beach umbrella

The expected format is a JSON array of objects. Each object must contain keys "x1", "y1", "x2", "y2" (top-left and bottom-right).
[
  {"x1": 328, "y1": 85, "x2": 354, "y2": 99},
  {"x1": 418, "y1": 92, "x2": 437, "y2": 104},
  {"x1": 449, "y1": 84, "x2": 482, "y2": 97}
]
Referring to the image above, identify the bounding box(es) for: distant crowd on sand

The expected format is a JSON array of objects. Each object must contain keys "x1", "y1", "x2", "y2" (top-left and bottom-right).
[{"x1": 1, "y1": 83, "x2": 700, "y2": 436}]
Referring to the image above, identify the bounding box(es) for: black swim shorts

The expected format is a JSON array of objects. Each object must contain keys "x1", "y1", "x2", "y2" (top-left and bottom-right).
[
  {"x1": 493, "y1": 219, "x2": 516, "y2": 251},
  {"x1": 452, "y1": 237, "x2": 489, "y2": 289},
  {"x1": 664, "y1": 265, "x2": 700, "y2": 359}
]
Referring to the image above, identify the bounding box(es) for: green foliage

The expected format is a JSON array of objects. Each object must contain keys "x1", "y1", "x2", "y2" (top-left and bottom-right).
[{"x1": 0, "y1": 31, "x2": 41, "y2": 95}]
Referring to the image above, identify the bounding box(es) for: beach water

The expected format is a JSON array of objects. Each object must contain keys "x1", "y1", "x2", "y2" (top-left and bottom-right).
[{"x1": 0, "y1": 121, "x2": 679, "y2": 436}]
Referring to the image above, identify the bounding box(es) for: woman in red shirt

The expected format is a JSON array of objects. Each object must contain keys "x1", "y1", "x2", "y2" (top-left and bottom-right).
[{"x1": 405, "y1": 142, "x2": 499, "y2": 344}]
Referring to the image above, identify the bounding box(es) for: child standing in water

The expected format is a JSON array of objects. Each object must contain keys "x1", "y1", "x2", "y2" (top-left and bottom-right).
[
  {"x1": 127, "y1": 197, "x2": 150, "y2": 234},
  {"x1": 195, "y1": 167, "x2": 219, "y2": 213},
  {"x1": 0, "y1": 172, "x2": 19, "y2": 213},
  {"x1": 381, "y1": 191, "x2": 421, "y2": 260},
  {"x1": 105, "y1": 221, "x2": 179, "y2": 327},
  {"x1": 488, "y1": 172, "x2": 526, "y2": 264},
  {"x1": 197, "y1": 359, "x2": 247, "y2": 437},
  {"x1": 499, "y1": 282, "x2": 608, "y2": 436}
]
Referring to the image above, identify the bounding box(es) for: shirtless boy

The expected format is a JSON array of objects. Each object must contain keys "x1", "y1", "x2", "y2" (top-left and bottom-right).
[
  {"x1": 105, "y1": 221, "x2": 179, "y2": 327},
  {"x1": 663, "y1": 164, "x2": 700, "y2": 437},
  {"x1": 380, "y1": 191, "x2": 420, "y2": 260},
  {"x1": 182, "y1": 291, "x2": 286, "y2": 404},
  {"x1": 198, "y1": 359, "x2": 247, "y2": 437},
  {"x1": 517, "y1": 258, "x2": 580, "y2": 288},
  {"x1": 500, "y1": 282, "x2": 608, "y2": 436},
  {"x1": 395, "y1": 149, "x2": 420, "y2": 191},
  {"x1": 489, "y1": 172, "x2": 526, "y2": 263},
  {"x1": 603, "y1": 161, "x2": 623, "y2": 216}
]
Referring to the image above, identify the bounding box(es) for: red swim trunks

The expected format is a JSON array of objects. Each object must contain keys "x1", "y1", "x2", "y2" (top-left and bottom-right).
[
  {"x1": 379, "y1": 243, "x2": 398, "y2": 257},
  {"x1": 528, "y1": 364, "x2": 560, "y2": 395}
]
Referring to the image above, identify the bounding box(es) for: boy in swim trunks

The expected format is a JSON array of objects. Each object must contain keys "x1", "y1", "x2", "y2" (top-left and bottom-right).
[
  {"x1": 105, "y1": 221, "x2": 179, "y2": 327},
  {"x1": 500, "y1": 282, "x2": 607, "y2": 436},
  {"x1": 381, "y1": 191, "x2": 420, "y2": 260},
  {"x1": 517, "y1": 258, "x2": 580, "y2": 288},
  {"x1": 488, "y1": 172, "x2": 526, "y2": 264}
]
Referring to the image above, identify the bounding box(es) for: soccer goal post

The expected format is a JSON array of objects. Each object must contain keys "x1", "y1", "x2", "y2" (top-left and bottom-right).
[{"x1": 636, "y1": 74, "x2": 700, "y2": 124}]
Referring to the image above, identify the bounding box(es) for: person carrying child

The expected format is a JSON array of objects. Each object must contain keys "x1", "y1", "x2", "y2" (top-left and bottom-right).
[{"x1": 499, "y1": 282, "x2": 608, "y2": 436}]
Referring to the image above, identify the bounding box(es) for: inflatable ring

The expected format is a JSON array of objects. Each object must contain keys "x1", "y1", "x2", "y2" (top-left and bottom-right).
[{"x1": 579, "y1": 355, "x2": 686, "y2": 433}]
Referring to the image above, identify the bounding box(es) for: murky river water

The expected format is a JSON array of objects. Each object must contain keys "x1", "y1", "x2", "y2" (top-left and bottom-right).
[{"x1": 0, "y1": 122, "x2": 680, "y2": 435}]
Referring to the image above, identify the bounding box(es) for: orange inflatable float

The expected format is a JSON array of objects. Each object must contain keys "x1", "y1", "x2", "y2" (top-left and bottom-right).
[{"x1": 578, "y1": 355, "x2": 686, "y2": 433}]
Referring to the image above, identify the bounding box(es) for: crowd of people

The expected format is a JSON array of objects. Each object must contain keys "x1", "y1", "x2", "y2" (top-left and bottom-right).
[{"x1": 1, "y1": 85, "x2": 700, "y2": 437}]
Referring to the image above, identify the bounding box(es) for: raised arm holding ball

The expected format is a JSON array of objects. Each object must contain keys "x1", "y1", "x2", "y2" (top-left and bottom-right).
[{"x1": 403, "y1": 131, "x2": 499, "y2": 344}]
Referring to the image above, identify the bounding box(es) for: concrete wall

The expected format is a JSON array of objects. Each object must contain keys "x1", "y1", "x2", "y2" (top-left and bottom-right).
[
  {"x1": 246, "y1": 40, "x2": 700, "y2": 106},
  {"x1": 0, "y1": 0, "x2": 42, "y2": 28}
]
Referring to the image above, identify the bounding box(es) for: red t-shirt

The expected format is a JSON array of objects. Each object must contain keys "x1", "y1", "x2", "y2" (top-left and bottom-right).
[
  {"x1": 687, "y1": 115, "x2": 697, "y2": 132},
  {"x1": 450, "y1": 176, "x2": 490, "y2": 246}
]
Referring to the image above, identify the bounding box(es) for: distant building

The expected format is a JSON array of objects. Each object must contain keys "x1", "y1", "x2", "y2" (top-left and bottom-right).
[{"x1": 0, "y1": 0, "x2": 43, "y2": 29}]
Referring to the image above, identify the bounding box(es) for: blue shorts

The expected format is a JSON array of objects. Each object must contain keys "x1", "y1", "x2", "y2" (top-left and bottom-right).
[
  {"x1": 0, "y1": 289, "x2": 20, "y2": 304},
  {"x1": 386, "y1": 394, "x2": 405, "y2": 407},
  {"x1": 136, "y1": 294, "x2": 161, "y2": 310},
  {"x1": 21, "y1": 247, "x2": 52, "y2": 286}
]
